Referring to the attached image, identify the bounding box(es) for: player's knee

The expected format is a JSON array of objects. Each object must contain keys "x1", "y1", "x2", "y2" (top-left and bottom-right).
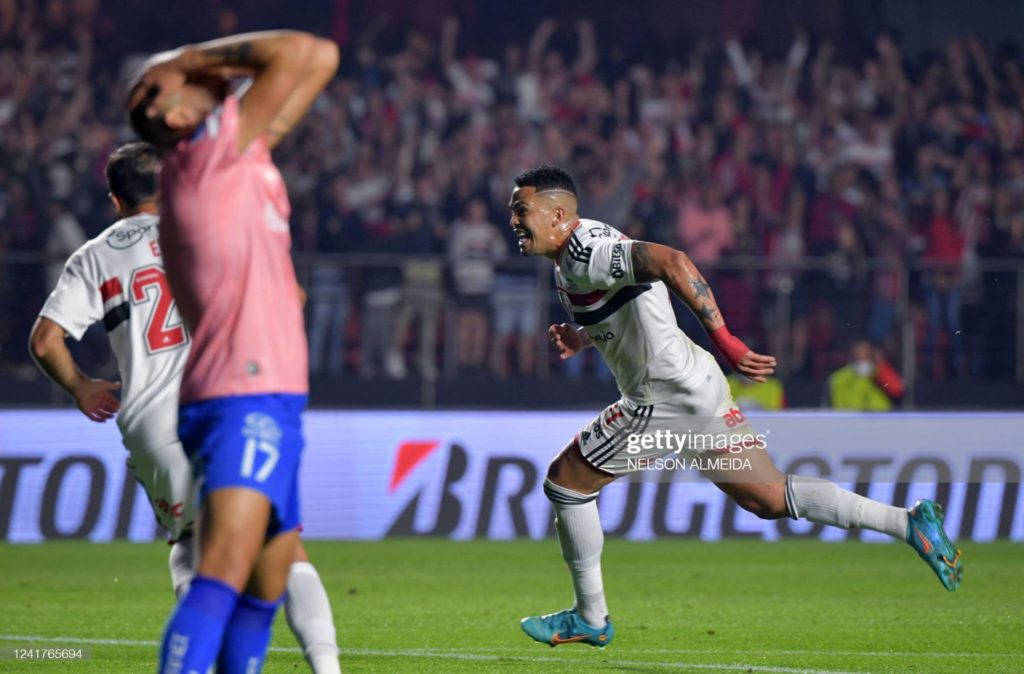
[
  {"x1": 546, "y1": 440, "x2": 579, "y2": 482},
  {"x1": 546, "y1": 454, "x2": 568, "y2": 483},
  {"x1": 197, "y1": 537, "x2": 261, "y2": 588}
]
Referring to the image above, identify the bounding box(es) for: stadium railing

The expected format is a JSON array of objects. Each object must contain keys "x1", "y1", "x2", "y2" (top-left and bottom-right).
[{"x1": 2, "y1": 253, "x2": 1022, "y2": 408}]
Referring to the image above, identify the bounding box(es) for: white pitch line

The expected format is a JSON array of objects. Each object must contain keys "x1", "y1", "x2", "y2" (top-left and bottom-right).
[
  {"x1": 459, "y1": 645, "x2": 1024, "y2": 659},
  {"x1": 0, "y1": 634, "x2": 866, "y2": 673}
]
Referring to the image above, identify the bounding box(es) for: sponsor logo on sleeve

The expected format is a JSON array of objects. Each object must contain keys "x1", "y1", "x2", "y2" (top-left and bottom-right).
[{"x1": 610, "y1": 243, "x2": 625, "y2": 279}]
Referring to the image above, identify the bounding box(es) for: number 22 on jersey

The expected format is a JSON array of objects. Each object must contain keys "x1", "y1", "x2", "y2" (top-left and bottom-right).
[{"x1": 130, "y1": 265, "x2": 189, "y2": 354}]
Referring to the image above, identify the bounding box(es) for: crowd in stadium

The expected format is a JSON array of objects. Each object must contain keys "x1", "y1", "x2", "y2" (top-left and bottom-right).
[{"x1": 2, "y1": 0, "x2": 1024, "y2": 385}]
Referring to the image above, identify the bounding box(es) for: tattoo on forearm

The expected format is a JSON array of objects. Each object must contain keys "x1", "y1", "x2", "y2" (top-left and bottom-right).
[
  {"x1": 631, "y1": 242, "x2": 657, "y2": 282},
  {"x1": 697, "y1": 303, "x2": 717, "y2": 323},
  {"x1": 210, "y1": 41, "x2": 253, "y2": 66},
  {"x1": 690, "y1": 279, "x2": 711, "y2": 299}
]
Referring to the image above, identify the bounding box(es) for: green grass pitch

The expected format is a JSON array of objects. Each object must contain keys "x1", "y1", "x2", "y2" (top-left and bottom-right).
[{"x1": 1, "y1": 539, "x2": 1021, "y2": 672}]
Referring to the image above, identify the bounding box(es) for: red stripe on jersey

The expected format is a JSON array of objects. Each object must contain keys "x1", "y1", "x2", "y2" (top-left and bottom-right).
[
  {"x1": 99, "y1": 277, "x2": 123, "y2": 302},
  {"x1": 567, "y1": 289, "x2": 607, "y2": 306}
]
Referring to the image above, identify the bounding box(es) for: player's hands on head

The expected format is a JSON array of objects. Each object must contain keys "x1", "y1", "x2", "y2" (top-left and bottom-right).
[
  {"x1": 733, "y1": 350, "x2": 777, "y2": 384},
  {"x1": 548, "y1": 323, "x2": 587, "y2": 359},
  {"x1": 129, "y1": 50, "x2": 188, "y2": 117},
  {"x1": 73, "y1": 378, "x2": 121, "y2": 423}
]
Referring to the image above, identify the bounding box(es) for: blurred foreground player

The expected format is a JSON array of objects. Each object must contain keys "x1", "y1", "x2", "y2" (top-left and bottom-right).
[
  {"x1": 29, "y1": 143, "x2": 341, "y2": 674},
  {"x1": 507, "y1": 166, "x2": 962, "y2": 649},
  {"x1": 127, "y1": 30, "x2": 338, "y2": 673}
]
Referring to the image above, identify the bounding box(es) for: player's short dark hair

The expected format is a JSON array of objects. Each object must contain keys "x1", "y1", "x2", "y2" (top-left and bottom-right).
[
  {"x1": 127, "y1": 85, "x2": 183, "y2": 149},
  {"x1": 105, "y1": 142, "x2": 160, "y2": 209},
  {"x1": 513, "y1": 165, "x2": 577, "y2": 196}
]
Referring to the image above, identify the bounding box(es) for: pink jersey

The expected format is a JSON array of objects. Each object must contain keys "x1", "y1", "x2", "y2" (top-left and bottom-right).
[{"x1": 159, "y1": 95, "x2": 308, "y2": 403}]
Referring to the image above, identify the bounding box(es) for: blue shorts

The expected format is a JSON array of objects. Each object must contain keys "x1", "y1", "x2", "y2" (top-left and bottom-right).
[{"x1": 178, "y1": 394, "x2": 307, "y2": 538}]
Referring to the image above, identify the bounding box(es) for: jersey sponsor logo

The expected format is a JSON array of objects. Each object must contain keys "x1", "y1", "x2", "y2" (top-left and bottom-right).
[
  {"x1": 610, "y1": 243, "x2": 626, "y2": 279},
  {"x1": 591, "y1": 330, "x2": 615, "y2": 344},
  {"x1": 587, "y1": 225, "x2": 614, "y2": 239},
  {"x1": 105, "y1": 222, "x2": 155, "y2": 250},
  {"x1": 722, "y1": 408, "x2": 747, "y2": 428}
]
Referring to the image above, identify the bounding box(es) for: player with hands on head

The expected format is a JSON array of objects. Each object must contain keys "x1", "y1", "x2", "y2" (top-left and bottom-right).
[
  {"x1": 127, "y1": 30, "x2": 340, "y2": 673},
  {"x1": 31, "y1": 141, "x2": 341, "y2": 674},
  {"x1": 509, "y1": 165, "x2": 962, "y2": 650}
]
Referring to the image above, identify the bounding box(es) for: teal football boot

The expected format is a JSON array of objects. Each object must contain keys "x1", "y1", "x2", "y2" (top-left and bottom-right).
[
  {"x1": 520, "y1": 608, "x2": 614, "y2": 648},
  {"x1": 907, "y1": 499, "x2": 963, "y2": 591}
]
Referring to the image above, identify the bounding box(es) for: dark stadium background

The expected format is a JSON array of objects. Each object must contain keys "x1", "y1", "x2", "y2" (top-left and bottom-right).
[{"x1": 2, "y1": 0, "x2": 1024, "y2": 410}]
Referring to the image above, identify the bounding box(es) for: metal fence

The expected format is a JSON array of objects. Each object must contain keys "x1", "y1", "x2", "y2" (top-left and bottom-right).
[{"x1": 3, "y1": 253, "x2": 1022, "y2": 408}]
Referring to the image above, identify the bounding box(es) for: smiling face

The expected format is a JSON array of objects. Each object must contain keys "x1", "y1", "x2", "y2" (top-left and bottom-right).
[{"x1": 507, "y1": 185, "x2": 578, "y2": 259}]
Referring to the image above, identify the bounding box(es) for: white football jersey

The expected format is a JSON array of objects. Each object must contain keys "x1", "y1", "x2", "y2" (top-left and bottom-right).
[
  {"x1": 39, "y1": 213, "x2": 189, "y2": 451},
  {"x1": 554, "y1": 219, "x2": 712, "y2": 403}
]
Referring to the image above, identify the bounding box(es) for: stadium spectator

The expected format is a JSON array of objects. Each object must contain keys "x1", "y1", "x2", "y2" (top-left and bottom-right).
[
  {"x1": 922, "y1": 188, "x2": 966, "y2": 379},
  {"x1": 387, "y1": 171, "x2": 446, "y2": 380},
  {"x1": 825, "y1": 339, "x2": 905, "y2": 410},
  {"x1": 448, "y1": 198, "x2": 506, "y2": 372},
  {"x1": 4, "y1": 4, "x2": 1024, "y2": 398},
  {"x1": 307, "y1": 177, "x2": 354, "y2": 377}
]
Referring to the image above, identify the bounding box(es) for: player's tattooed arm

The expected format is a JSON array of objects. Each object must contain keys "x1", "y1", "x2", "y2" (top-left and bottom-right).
[
  {"x1": 207, "y1": 41, "x2": 254, "y2": 67},
  {"x1": 630, "y1": 241, "x2": 725, "y2": 331},
  {"x1": 180, "y1": 32, "x2": 338, "y2": 151}
]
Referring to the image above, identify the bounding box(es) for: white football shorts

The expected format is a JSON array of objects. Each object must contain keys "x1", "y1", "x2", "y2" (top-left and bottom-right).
[
  {"x1": 124, "y1": 436, "x2": 196, "y2": 540},
  {"x1": 575, "y1": 353, "x2": 767, "y2": 477}
]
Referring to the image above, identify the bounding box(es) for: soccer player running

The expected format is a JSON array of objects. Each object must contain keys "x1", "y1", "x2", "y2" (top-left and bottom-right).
[
  {"x1": 508, "y1": 166, "x2": 963, "y2": 649},
  {"x1": 125, "y1": 31, "x2": 338, "y2": 672},
  {"x1": 28, "y1": 142, "x2": 342, "y2": 674}
]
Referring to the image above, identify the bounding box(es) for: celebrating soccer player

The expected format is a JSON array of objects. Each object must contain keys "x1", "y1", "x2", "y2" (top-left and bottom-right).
[
  {"x1": 125, "y1": 31, "x2": 339, "y2": 672},
  {"x1": 29, "y1": 142, "x2": 342, "y2": 674},
  {"x1": 507, "y1": 166, "x2": 963, "y2": 649}
]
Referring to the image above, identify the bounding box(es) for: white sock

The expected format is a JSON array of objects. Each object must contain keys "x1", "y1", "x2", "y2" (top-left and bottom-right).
[
  {"x1": 168, "y1": 536, "x2": 196, "y2": 601},
  {"x1": 785, "y1": 475, "x2": 908, "y2": 539},
  {"x1": 544, "y1": 479, "x2": 608, "y2": 627},
  {"x1": 285, "y1": 561, "x2": 341, "y2": 674}
]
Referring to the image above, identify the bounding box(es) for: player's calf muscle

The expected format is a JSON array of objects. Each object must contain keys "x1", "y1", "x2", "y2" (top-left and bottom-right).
[{"x1": 721, "y1": 482, "x2": 788, "y2": 519}]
